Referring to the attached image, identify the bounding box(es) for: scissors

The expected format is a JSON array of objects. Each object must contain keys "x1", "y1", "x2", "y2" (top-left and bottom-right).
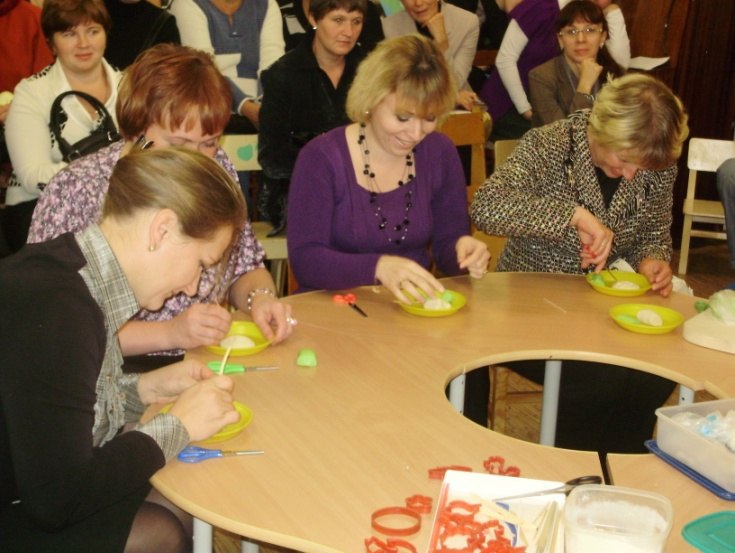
[
  {"x1": 333, "y1": 293, "x2": 368, "y2": 317},
  {"x1": 177, "y1": 445, "x2": 264, "y2": 463}
]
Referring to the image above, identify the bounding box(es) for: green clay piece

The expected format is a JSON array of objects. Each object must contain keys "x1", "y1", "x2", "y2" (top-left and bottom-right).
[
  {"x1": 694, "y1": 300, "x2": 710, "y2": 313},
  {"x1": 441, "y1": 290, "x2": 454, "y2": 304},
  {"x1": 617, "y1": 314, "x2": 641, "y2": 325},
  {"x1": 296, "y1": 348, "x2": 318, "y2": 367},
  {"x1": 590, "y1": 274, "x2": 606, "y2": 287}
]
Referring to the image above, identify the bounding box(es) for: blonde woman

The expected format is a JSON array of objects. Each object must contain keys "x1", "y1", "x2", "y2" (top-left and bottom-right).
[
  {"x1": 287, "y1": 34, "x2": 489, "y2": 301},
  {"x1": 472, "y1": 73, "x2": 689, "y2": 453}
]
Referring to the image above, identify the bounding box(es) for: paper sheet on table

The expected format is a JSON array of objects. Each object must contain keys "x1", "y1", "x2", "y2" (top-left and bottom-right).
[
  {"x1": 629, "y1": 56, "x2": 670, "y2": 71},
  {"x1": 427, "y1": 471, "x2": 565, "y2": 553}
]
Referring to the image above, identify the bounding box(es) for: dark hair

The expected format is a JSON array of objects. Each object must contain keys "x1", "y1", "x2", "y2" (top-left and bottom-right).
[
  {"x1": 116, "y1": 44, "x2": 232, "y2": 140},
  {"x1": 556, "y1": 0, "x2": 624, "y2": 78},
  {"x1": 309, "y1": 0, "x2": 368, "y2": 20},
  {"x1": 41, "y1": 0, "x2": 111, "y2": 40}
]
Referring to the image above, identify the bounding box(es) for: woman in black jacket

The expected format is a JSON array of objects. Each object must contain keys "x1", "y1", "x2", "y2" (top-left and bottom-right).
[{"x1": 257, "y1": 0, "x2": 368, "y2": 235}]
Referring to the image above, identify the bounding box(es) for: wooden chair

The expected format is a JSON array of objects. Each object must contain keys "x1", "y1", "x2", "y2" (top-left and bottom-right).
[
  {"x1": 678, "y1": 137, "x2": 735, "y2": 274},
  {"x1": 219, "y1": 134, "x2": 289, "y2": 296}
]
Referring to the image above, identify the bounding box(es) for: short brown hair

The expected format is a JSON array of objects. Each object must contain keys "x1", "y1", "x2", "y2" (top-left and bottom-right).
[
  {"x1": 104, "y1": 147, "x2": 246, "y2": 241},
  {"x1": 589, "y1": 73, "x2": 689, "y2": 169},
  {"x1": 41, "y1": 0, "x2": 111, "y2": 40},
  {"x1": 116, "y1": 44, "x2": 232, "y2": 140},
  {"x1": 346, "y1": 34, "x2": 456, "y2": 124},
  {"x1": 309, "y1": 0, "x2": 368, "y2": 20}
]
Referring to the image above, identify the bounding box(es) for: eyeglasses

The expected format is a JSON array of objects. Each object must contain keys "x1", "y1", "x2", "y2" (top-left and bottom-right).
[{"x1": 558, "y1": 26, "x2": 603, "y2": 38}]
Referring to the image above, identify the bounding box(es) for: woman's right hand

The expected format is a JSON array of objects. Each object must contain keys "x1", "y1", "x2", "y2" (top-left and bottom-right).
[
  {"x1": 375, "y1": 255, "x2": 444, "y2": 303},
  {"x1": 569, "y1": 206, "x2": 614, "y2": 270},
  {"x1": 577, "y1": 57, "x2": 603, "y2": 94},
  {"x1": 168, "y1": 377, "x2": 239, "y2": 442}
]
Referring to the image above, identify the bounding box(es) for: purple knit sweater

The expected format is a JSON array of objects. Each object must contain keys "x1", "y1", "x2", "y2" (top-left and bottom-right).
[{"x1": 287, "y1": 126, "x2": 469, "y2": 291}]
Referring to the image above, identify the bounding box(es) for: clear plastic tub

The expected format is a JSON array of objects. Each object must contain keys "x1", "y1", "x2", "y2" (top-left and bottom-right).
[
  {"x1": 656, "y1": 398, "x2": 735, "y2": 493},
  {"x1": 564, "y1": 484, "x2": 673, "y2": 553}
]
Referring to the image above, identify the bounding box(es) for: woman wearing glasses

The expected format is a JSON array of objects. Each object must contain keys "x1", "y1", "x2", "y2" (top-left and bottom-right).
[{"x1": 529, "y1": 0, "x2": 624, "y2": 127}]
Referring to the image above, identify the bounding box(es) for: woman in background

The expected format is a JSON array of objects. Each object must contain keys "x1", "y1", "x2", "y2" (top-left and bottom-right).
[
  {"x1": 382, "y1": 0, "x2": 480, "y2": 111},
  {"x1": 3, "y1": 0, "x2": 120, "y2": 251},
  {"x1": 472, "y1": 73, "x2": 689, "y2": 453},
  {"x1": 0, "y1": 147, "x2": 245, "y2": 553},
  {"x1": 529, "y1": 0, "x2": 623, "y2": 127},
  {"x1": 258, "y1": 0, "x2": 368, "y2": 235},
  {"x1": 170, "y1": 0, "x2": 285, "y2": 130}
]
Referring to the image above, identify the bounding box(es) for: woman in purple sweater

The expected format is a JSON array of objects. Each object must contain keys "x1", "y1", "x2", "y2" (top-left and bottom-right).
[{"x1": 287, "y1": 34, "x2": 489, "y2": 302}]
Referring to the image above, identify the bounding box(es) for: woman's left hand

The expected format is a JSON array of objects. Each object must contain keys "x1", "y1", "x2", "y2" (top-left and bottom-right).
[
  {"x1": 138, "y1": 359, "x2": 214, "y2": 405},
  {"x1": 250, "y1": 295, "x2": 295, "y2": 344},
  {"x1": 456, "y1": 235, "x2": 490, "y2": 278},
  {"x1": 638, "y1": 258, "x2": 673, "y2": 297},
  {"x1": 456, "y1": 90, "x2": 479, "y2": 111}
]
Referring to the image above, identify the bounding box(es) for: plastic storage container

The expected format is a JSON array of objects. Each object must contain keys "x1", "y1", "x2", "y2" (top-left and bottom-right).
[
  {"x1": 655, "y1": 398, "x2": 735, "y2": 493},
  {"x1": 564, "y1": 484, "x2": 673, "y2": 553}
]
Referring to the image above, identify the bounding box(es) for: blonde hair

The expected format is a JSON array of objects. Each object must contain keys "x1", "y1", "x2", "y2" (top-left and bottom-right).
[
  {"x1": 346, "y1": 34, "x2": 457, "y2": 124},
  {"x1": 588, "y1": 73, "x2": 689, "y2": 169},
  {"x1": 103, "y1": 147, "x2": 246, "y2": 241}
]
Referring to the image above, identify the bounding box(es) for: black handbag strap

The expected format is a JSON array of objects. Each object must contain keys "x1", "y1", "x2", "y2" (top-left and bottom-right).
[{"x1": 49, "y1": 90, "x2": 119, "y2": 159}]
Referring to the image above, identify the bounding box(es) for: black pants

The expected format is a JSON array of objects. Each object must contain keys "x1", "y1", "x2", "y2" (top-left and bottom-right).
[{"x1": 506, "y1": 360, "x2": 676, "y2": 454}]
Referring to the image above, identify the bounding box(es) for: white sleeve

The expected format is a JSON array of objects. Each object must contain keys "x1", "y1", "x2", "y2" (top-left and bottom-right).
[
  {"x1": 604, "y1": 7, "x2": 631, "y2": 69},
  {"x1": 258, "y1": 0, "x2": 286, "y2": 76},
  {"x1": 495, "y1": 19, "x2": 532, "y2": 115},
  {"x1": 5, "y1": 81, "x2": 66, "y2": 195},
  {"x1": 169, "y1": 0, "x2": 214, "y2": 54}
]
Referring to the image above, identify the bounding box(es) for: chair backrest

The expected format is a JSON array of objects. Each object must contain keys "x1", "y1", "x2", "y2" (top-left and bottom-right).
[
  {"x1": 219, "y1": 134, "x2": 261, "y2": 171},
  {"x1": 686, "y1": 138, "x2": 735, "y2": 197},
  {"x1": 493, "y1": 139, "x2": 520, "y2": 169},
  {"x1": 437, "y1": 110, "x2": 487, "y2": 202}
]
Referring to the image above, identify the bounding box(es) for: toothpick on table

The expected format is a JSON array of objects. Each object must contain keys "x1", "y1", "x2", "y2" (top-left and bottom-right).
[{"x1": 219, "y1": 346, "x2": 233, "y2": 376}]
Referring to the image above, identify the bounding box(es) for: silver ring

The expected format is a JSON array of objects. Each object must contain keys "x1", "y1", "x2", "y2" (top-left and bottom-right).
[{"x1": 286, "y1": 316, "x2": 298, "y2": 326}]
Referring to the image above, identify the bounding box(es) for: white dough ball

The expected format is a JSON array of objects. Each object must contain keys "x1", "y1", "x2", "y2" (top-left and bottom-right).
[
  {"x1": 423, "y1": 297, "x2": 452, "y2": 310},
  {"x1": 220, "y1": 335, "x2": 256, "y2": 349},
  {"x1": 611, "y1": 280, "x2": 640, "y2": 290},
  {"x1": 637, "y1": 309, "x2": 663, "y2": 327}
]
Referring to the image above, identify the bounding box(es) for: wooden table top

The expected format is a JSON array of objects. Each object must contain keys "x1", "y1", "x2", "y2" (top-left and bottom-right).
[{"x1": 151, "y1": 273, "x2": 734, "y2": 552}]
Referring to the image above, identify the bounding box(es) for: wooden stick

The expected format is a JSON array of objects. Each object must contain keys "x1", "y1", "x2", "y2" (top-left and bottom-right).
[{"x1": 219, "y1": 346, "x2": 233, "y2": 376}]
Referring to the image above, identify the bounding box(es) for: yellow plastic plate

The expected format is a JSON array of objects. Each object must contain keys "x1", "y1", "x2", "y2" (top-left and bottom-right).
[
  {"x1": 609, "y1": 304, "x2": 685, "y2": 334},
  {"x1": 160, "y1": 401, "x2": 253, "y2": 444},
  {"x1": 586, "y1": 271, "x2": 652, "y2": 297},
  {"x1": 398, "y1": 290, "x2": 467, "y2": 317},
  {"x1": 206, "y1": 321, "x2": 270, "y2": 357}
]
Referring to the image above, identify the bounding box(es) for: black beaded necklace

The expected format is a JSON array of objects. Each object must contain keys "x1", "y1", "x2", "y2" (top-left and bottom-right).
[{"x1": 357, "y1": 123, "x2": 415, "y2": 245}]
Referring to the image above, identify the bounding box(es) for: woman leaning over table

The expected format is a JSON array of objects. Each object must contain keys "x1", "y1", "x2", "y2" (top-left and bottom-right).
[
  {"x1": 0, "y1": 147, "x2": 245, "y2": 553},
  {"x1": 3, "y1": 0, "x2": 120, "y2": 252},
  {"x1": 471, "y1": 73, "x2": 689, "y2": 453},
  {"x1": 258, "y1": 0, "x2": 368, "y2": 235},
  {"x1": 28, "y1": 44, "x2": 293, "y2": 371},
  {"x1": 528, "y1": 0, "x2": 624, "y2": 127},
  {"x1": 287, "y1": 34, "x2": 489, "y2": 301}
]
